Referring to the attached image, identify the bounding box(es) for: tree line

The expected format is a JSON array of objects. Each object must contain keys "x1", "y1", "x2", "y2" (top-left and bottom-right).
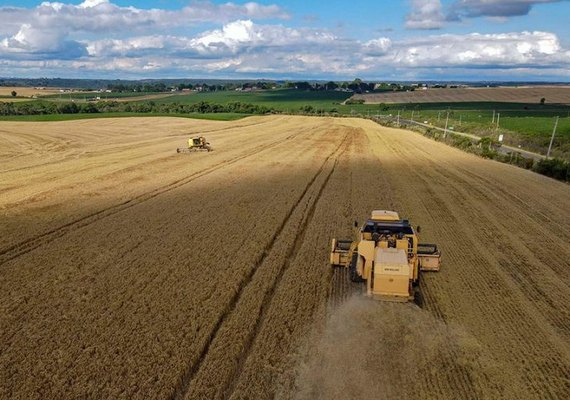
[
  {"x1": 0, "y1": 100, "x2": 275, "y2": 116},
  {"x1": 106, "y1": 79, "x2": 413, "y2": 94}
]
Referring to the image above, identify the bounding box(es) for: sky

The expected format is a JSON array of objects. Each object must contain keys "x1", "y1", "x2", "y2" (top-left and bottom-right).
[{"x1": 0, "y1": 0, "x2": 569, "y2": 81}]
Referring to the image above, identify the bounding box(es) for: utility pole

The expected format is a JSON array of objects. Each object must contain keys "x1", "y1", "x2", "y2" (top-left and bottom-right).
[
  {"x1": 444, "y1": 111, "x2": 449, "y2": 138},
  {"x1": 397, "y1": 110, "x2": 400, "y2": 126},
  {"x1": 438, "y1": 111, "x2": 441, "y2": 122},
  {"x1": 547, "y1": 116, "x2": 559, "y2": 158},
  {"x1": 492, "y1": 110, "x2": 496, "y2": 124},
  {"x1": 496, "y1": 112, "x2": 500, "y2": 134},
  {"x1": 411, "y1": 110, "x2": 414, "y2": 122}
]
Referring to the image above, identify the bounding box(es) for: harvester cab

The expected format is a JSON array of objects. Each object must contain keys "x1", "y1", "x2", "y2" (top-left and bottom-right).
[
  {"x1": 177, "y1": 136, "x2": 213, "y2": 153},
  {"x1": 330, "y1": 210, "x2": 441, "y2": 301}
]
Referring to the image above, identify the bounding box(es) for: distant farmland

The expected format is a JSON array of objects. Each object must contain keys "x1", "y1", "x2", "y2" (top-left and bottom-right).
[
  {"x1": 0, "y1": 86, "x2": 63, "y2": 98},
  {"x1": 354, "y1": 86, "x2": 570, "y2": 105}
]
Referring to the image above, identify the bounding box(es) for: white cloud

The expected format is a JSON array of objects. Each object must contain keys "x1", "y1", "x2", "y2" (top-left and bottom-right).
[
  {"x1": 0, "y1": 5, "x2": 568, "y2": 80},
  {"x1": 405, "y1": 0, "x2": 445, "y2": 30},
  {"x1": 0, "y1": 1, "x2": 288, "y2": 60},
  {"x1": 1, "y1": 23, "x2": 86, "y2": 60},
  {"x1": 0, "y1": 1, "x2": 288, "y2": 36},
  {"x1": 69, "y1": 25, "x2": 570, "y2": 78},
  {"x1": 78, "y1": 0, "x2": 110, "y2": 8},
  {"x1": 390, "y1": 31, "x2": 567, "y2": 68},
  {"x1": 363, "y1": 38, "x2": 392, "y2": 55},
  {"x1": 86, "y1": 20, "x2": 340, "y2": 59}
]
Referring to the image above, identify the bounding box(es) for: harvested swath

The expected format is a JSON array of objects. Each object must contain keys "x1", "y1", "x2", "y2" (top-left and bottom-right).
[
  {"x1": 0, "y1": 86, "x2": 63, "y2": 97},
  {"x1": 0, "y1": 116, "x2": 337, "y2": 398},
  {"x1": 354, "y1": 86, "x2": 570, "y2": 104}
]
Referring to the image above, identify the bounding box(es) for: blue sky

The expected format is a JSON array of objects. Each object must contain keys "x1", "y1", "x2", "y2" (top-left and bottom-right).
[{"x1": 0, "y1": 0, "x2": 569, "y2": 80}]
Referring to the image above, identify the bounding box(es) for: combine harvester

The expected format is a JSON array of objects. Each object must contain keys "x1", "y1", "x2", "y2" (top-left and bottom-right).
[
  {"x1": 330, "y1": 210, "x2": 441, "y2": 302},
  {"x1": 177, "y1": 136, "x2": 213, "y2": 153}
]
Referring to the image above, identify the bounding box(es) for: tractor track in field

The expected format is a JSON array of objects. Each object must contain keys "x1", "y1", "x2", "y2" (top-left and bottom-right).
[
  {"x1": 170, "y1": 134, "x2": 349, "y2": 400},
  {"x1": 0, "y1": 132, "x2": 301, "y2": 267},
  {"x1": 404, "y1": 139, "x2": 568, "y2": 235},
  {"x1": 376, "y1": 137, "x2": 489, "y2": 396},
  {"x1": 329, "y1": 267, "x2": 362, "y2": 308},
  {"x1": 223, "y1": 138, "x2": 348, "y2": 400},
  {"x1": 326, "y1": 127, "x2": 401, "y2": 310},
  {"x1": 378, "y1": 133, "x2": 570, "y2": 396},
  {"x1": 396, "y1": 139, "x2": 570, "y2": 340},
  {"x1": 2, "y1": 116, "x2": 569, "y2": 399}
]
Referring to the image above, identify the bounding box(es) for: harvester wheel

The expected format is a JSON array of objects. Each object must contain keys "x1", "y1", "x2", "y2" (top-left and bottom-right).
[
  {"x1": 413, "y1": 289, "x2": 423, "y2": 308},
  {"x1": 349, "y1": 253, "x2": 364, "y2": 282},
  {"x1": 412, "y1": 271, "x2": 420, "y2": 287}
]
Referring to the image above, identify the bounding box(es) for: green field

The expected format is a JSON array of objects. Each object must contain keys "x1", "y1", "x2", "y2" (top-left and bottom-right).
[
  {"x1": 156, "y1": 89, "x2": 352, "y2": 111},
  {"x1": 0, "y1": 112, "x2": 247, "y2": 122},
  {"x1": 330, "y1": 101, "x2": 570, "y2": 158},
  {"x1": 383, "y1": 108, "x2": 569, "y2": 134}
]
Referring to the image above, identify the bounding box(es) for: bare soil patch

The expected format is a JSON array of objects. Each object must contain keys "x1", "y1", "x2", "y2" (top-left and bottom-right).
[{"x1": 355, "y1": 86, "x2": 570, "y2": 104}]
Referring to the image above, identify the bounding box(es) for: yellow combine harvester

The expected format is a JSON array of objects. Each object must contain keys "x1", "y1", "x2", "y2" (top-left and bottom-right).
[
  {"x1": 176, "y1": 136, "x2": 213, "y2": 153},
  {"x1": 330, "y1": 210, "x2": 441, "y2": 301}
]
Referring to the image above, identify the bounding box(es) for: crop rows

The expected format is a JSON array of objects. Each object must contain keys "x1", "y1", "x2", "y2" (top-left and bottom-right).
[
  {"x1": 356, "y1": 86, "x2": 570, "y2": 104},
  {"x1": 1, "y1": 116, "x2": 568, "y2": 399}
]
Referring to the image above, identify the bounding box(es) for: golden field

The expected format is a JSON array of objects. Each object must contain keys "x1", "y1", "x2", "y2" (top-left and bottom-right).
[{"x1": 1, "y1": 116, "x2": 569, "y2": 399}]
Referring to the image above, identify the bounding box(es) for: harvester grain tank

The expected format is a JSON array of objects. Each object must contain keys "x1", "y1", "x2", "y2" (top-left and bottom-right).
[
  {"x1": 330, "y1": 210, "x2": 441, "y2": 301},
  {"x1": 177, "y1": 136, "x2": 213, "y2": 153}
]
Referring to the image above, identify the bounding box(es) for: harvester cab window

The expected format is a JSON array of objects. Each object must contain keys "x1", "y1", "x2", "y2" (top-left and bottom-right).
[
  {"x1": 193, "y1": 138, "x2": 201, "y2": 145},
  {"x1": 361, "y1": 220, "x2": 414, "y2": 236}
]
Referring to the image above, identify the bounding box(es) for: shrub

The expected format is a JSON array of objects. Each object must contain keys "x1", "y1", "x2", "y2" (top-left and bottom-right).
[
  {"x1": 345, "y1": 98, "x2": 365, "y2": 105},
  {"x1": 533, "y1": 158, "x2": 569, "y2": 181}
]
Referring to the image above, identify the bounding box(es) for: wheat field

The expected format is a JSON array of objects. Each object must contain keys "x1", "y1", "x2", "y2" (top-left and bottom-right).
[{"x1": 1, "y1": 116, "x2": 568, "y2": 399}]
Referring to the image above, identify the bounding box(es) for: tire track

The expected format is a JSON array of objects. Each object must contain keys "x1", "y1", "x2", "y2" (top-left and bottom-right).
[
  {"x1": 370, "y1": 131, "x2": 500, "y2": 397},
  {"x1": 0, "y1": 132, "x2": 302, "y2": 267},
  {"x1": 170, "y1": 134, "x2": 348, "y2": 400},
  {"x1": 376, "y1": 131, "x2": 570, "y2": 396},
  {"x1": 395, "y1": 138, "x2": 570, "y2": 338},
  {"x1": 325, "y1": 125, "x2": 397, "y2": 309},
  {"x1": 223, "y1": 144, "x2": 346, "y2": 400},
  {"x1": 404, "y1": 137, "x2": 569, "y2": 245}
]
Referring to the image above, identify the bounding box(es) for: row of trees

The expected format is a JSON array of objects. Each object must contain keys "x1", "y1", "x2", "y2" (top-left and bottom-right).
[
  {"x1": 107, "y1": 82, "x2": 169, "y2": 93},
  {"x1": 0, "y1": 100, "x2": 275, "y2": 116},
  {"x1": 103, "y1": 79, "x2": 414, "y2": 94}
]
